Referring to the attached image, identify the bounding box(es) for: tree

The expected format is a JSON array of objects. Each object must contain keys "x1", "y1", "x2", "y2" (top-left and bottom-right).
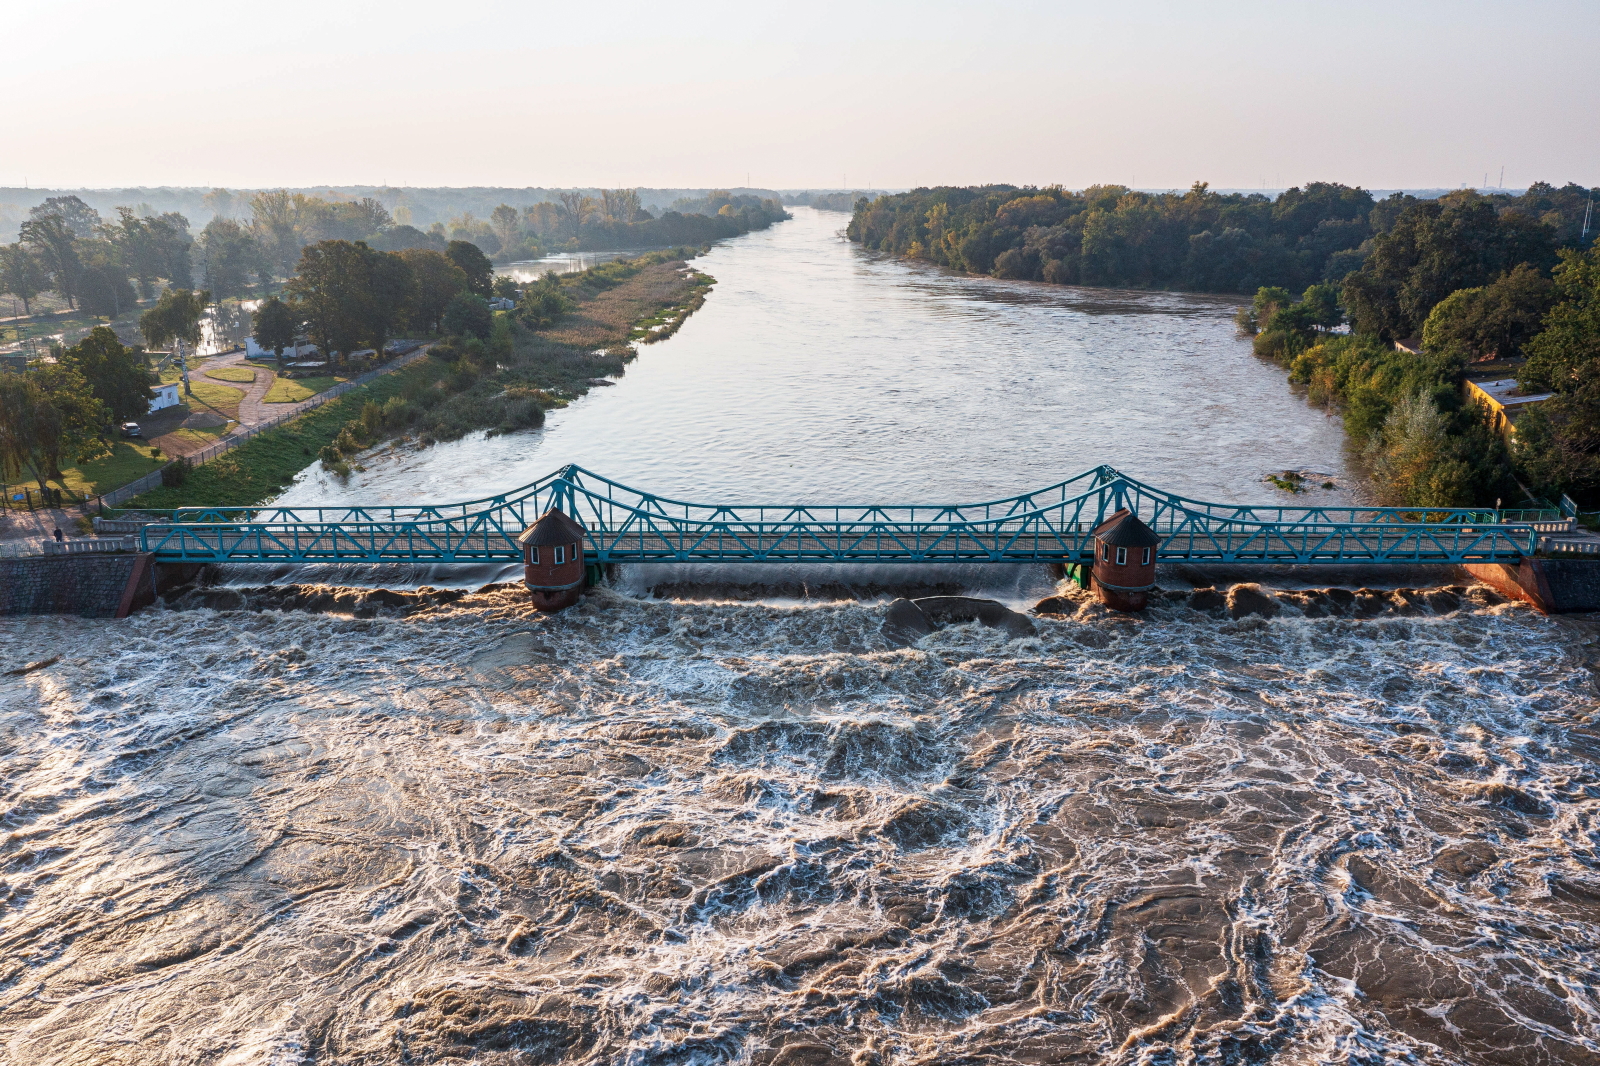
[
  {"x1": 398, "y1": 248, "x2": 470, "y2": 334},
  {"x1": 20, "y1": 215, "x2": 82, "y2": 309},
  {"x1": 490, "y1": 204, "x2": 521, "y2": 252},
  {"x1": 1513, "y1": 380, "x2": 1600, "y2": 503},
  {"x1": 1519, "y1": 248, "x2": 1600, "y2": 392},
  {"x1": 1342, "y1": 194, "x2": 1557, "y2": 340},
  {"x1": 367, "y1": 250, "x2": 414, "y2": 354},
  {"x1": 140, "y1": 287, "x2": 210, "y2": 351},
  {"x1": 442, "y1": 292, "x2": 492, "y2": 340},
  {"x1": 286, "y1": 240, "x2": 378, "y2": 361},
  {"x1": 557, "y1": 191, "x2": 595, "y2": 239},
  {"x1": 516, "y1": 272, "x2": 573, "y2": 328},
  {"x1": 77, "y1": 263, "x2": 136, "y2": 320},
  {"x1": 28, "y1": 195, "x2": 101, "y2": 239},
  {"x1": 0, "y1": 364, "x2": 110, "y2": 493},
  {"x1": 198, "y1": 217, "x2": 264, "y2": 299},
  {"x1": 1421, "y1": 263, "x2": 1554, "y2": 363},
  {"x1": 446, "y1": 240, "x2": 494, "y2": 296},
  {"x1": 252, "y1": 296, "x2": 299, "y2": 366},
  {"x1": 0, "y1": 243, "x2": 46, "y2": 315},
  {"x1": 60, "y1": 326, "x2": 154, "y2": 423}
]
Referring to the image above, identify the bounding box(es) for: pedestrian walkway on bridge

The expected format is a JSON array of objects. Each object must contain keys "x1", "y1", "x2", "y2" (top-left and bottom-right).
[{"x1": 130, "y1": 465, "x2": 1543, "y2": 566}]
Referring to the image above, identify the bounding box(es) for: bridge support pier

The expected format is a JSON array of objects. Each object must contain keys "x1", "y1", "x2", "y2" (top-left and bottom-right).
[
  {"x1": 518, "y1": 508, "x2": 587, "y2": 612},
  {"x1": 1090, "y1": 509, "x2": 1160, "y2": 612}
]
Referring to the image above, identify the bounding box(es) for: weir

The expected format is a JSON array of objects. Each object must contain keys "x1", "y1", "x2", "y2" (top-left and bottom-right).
[{"x1": 135, "y1": 464, "x2": 1537, "y2": 566}]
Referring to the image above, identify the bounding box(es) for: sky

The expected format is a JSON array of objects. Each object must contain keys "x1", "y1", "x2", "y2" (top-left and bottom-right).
[{"x1": 3, "y1": 0, "x2": 1596, "y2": 192}]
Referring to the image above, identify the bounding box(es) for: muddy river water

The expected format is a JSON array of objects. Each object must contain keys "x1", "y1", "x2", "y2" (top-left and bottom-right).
[{"x1": 1, "y1": 211, "x2": 1598, "y2": 1066}]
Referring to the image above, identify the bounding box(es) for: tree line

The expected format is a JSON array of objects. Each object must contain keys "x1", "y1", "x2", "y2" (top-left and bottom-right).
[
  {"x1": 847, "y1": 182, "x2": 1596, "y2": 297},
  {"x1": 1235, "y1": 188, "x2": 1598, "y2": 508}
]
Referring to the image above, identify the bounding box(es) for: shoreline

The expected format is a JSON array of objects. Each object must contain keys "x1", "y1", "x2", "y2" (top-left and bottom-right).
[{"x1": 119, "y1": 253, "x2": 716, "y2": 513}]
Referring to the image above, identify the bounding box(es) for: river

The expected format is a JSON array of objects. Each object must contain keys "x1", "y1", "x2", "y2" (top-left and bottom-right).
[
  {"x1": 3, "y1": 211, "x2": 1597, "y2": 1066},
  {"x1": 274, "y1": 206, "x2": 1354, "y2": 509}
]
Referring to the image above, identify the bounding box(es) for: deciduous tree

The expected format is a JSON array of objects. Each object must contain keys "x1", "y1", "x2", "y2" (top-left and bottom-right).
[
  {"x1": 0, "y1": 243, "x2": 46, "y2": 315},
  {"x1": 252, "y1": 296, "x2": 299, "y2": 366},
  {"x1": 398, "y1": 249, "x2": 469, "y2": 334},
  {"x1": 446, "y1": 240, "x2": 494, "y2": 296},
  {"x1": 61, "y1": 326, "x2": 153, "y2": 423}
]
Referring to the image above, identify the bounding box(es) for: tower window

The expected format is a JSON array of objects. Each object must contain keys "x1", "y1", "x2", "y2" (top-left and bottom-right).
[
  {"x1": 1101, "y1": 542, "x2": 1110, "y2": 562},
  {"x1": 1115, "y1": 546, "x2": 1127, "y2": 565},
  {"x1": 554, "y1": 545, "x2": 565, "y2": 564},
  {"x1": 528, "y1": 546, "x2": 538, "y2": 564},
  {"x1": 1142, "y1": 547, "x2": 1151, "y2": 565}
]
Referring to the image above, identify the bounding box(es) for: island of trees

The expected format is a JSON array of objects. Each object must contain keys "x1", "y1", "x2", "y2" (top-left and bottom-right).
[{"x1": 850, "y1": 182, "x2": 1600, "y2": 510}]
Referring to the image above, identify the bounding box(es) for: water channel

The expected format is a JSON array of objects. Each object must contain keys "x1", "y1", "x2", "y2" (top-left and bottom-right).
[{"x1": 275, "y1": 206, "x2": 1354, "y2": 511}]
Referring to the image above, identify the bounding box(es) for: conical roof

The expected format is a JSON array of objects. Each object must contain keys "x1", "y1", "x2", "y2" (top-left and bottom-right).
[
  {"x1": 1091, "y1": 508, "x2": 1160, "y2": 548},
  {"x1": 518, "y1": 507, "x2": 586, "y2": 547}
]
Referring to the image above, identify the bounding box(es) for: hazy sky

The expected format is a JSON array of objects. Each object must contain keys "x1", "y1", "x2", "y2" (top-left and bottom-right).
[{"x1": 5, "y1": 0, "x2": 1596, "y2": 191}]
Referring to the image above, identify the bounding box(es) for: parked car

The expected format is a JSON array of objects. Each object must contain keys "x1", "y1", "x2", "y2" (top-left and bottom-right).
[{"x1": 120, "y1": 422, "x2": 143, "y2": 438}]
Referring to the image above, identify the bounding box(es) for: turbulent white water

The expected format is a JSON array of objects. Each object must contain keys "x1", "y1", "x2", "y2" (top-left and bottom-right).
[{"x1": 4, "y1": 584, "x2": 1598, "y2": 1065}]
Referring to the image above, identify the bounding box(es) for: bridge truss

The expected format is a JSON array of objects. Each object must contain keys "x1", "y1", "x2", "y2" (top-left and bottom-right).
[{"x1": 137, "y1": 465, "x2": 1537, "y2": 566}]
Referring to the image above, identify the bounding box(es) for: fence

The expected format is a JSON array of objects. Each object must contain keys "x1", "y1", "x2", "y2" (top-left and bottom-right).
[
  {"x1": 91, "y1": 344, "x2": 431, "y2": 511},
  {"x1": 42, "y1": 536, "x2": 139, "y2": 555}
]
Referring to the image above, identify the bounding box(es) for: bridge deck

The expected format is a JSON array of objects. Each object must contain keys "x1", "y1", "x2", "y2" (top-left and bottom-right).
[{"x1": 134, "y1": 465, "x2": 1537, "y2": 566}]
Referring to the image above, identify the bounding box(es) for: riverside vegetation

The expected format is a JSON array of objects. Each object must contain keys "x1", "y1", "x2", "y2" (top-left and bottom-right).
[
  {"x1": 125, "y1": 250, "x2": 713, "y2": 509},
  {"x1": 852, "y1": 182, "x2": 1600, "y2": 510}
]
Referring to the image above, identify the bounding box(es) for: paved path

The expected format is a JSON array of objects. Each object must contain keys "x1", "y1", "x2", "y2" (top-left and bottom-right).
[{"x1": 198, "y1": 352, "x2": 278, "y2": 426}]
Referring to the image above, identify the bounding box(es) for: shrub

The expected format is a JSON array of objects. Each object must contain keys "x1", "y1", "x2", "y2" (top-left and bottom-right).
[{"x1": 160, "y1": 457, "x2": 190, "y2": 487}]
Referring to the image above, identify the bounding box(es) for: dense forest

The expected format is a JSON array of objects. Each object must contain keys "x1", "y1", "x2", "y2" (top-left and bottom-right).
[
  {"x1": 848, "y1": 182, "x2": 1596, "y2": 297},
  {"x1": 851, "y1": 181, "x2": 1600, "y2": 510}
]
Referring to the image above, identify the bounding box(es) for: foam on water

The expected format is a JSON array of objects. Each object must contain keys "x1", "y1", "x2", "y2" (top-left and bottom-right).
[{"x1": 2, "y1": 584, "x2": 1597, "y2": 1065}]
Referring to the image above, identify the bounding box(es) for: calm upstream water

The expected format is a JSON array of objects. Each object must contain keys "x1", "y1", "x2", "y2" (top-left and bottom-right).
[
  {"x1": 274, "y1": 206, "x2": 1354, "y2": 509},
  {"x1": 4, "y1": 209, "x2": 1595, "y2": 1066}
]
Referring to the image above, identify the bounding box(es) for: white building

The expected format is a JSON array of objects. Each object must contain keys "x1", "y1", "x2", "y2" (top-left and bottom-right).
[
  {"x1": 149, "y1": 382, "x2": 181, "y2": 412},
  {"x1": 245, "y1": 336, "x2": 319, "y2": 360}
]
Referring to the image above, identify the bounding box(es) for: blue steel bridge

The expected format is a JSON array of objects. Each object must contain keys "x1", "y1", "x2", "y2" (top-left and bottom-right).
[{"x1": 135, "y1": 465, "x2": 1538, "y2": 566}]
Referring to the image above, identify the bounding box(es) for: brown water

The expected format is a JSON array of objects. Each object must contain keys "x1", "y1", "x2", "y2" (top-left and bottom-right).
[
  {"x1": 3, "y1": 587, "x2": 1598, "y2": 1064},
  {"x1": 6, "y1": 211, "x2": 1598, "y2": 1066}
]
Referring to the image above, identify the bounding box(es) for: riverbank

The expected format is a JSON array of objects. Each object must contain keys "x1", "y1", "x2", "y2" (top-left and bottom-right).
[{"x1": 122, "y1": 253, "x2": 714, "y2": 511}]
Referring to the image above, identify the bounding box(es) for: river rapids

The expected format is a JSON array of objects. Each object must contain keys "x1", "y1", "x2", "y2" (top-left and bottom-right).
[{"x1": 2, "y1": 581, "x2": 1598, "y2": 1065}]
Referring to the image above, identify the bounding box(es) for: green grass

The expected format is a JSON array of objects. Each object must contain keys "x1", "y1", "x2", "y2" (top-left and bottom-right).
[
  {"x1": 264, "y1": 375, "x2": 343, "y2": 403},
  {"x1": 4, "y1": 440, "x2": 166, "y2": 501},
  {"x1": 205, "y1": 366, "x2": 256, "y2": 383},
  {"x1": 126, "y1": 360, "x2": 449, "y2": 510},
  {"x1": 156, "y1": 372, "x2": 243, "y2": 416}
]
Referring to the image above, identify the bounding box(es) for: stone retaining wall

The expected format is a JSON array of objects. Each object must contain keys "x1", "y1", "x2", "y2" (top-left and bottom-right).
[{"x1": 0, "y1": 554, "x2": 156, "y2": 619}]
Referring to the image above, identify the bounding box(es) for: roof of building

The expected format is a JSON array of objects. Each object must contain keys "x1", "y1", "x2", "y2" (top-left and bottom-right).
[
  {"x1": 518, "y1": 507, "x2": 586, "y2": 547},
  {"x1": 1092, "y1": 508, "x2": 1161, "y2": 548},
  {"x1": 1469, "y1": 378, "x2": 1553, "y2": 407}
]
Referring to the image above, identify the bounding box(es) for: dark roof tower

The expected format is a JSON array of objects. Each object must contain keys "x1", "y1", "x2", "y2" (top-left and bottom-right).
[
  {"x1": 1091, "y1": 508, "x2": 1160, "y2": 547},
  {"x1": 517, "y1": 507, "x2": 586, "y2": 547}
]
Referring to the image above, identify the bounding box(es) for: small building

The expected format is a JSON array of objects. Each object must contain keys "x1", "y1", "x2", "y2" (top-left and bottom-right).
[
  {"x1": 488, "y1": 297, "x2": 516, "y2": 311},
  {"x1": 1089, "y1": 508, "x2": 1160, "y2": 612},
  {"x1": 349, "y1": 349, "x2": 377, "y2": 361},
  {"x1": 245, "y1": 337, "x2": 319, "y2": 360},
  {"x1": 517, "y1": 507, "x2": 587, "y2": 611},
  {"x1": 1466, "y1": 378, "x2": 1552, "y2": 438},
  {"x1": 1394, "y1": 337, "x2": 1423, "y2": 356},
  {"x1": 0, "y1": 353, "x2": 27, "y2": 373},
  {"x1": 148, "y1": 382, "x2": 182, "y2": 412}
]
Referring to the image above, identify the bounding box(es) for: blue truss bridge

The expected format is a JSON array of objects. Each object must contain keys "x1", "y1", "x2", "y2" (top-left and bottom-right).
[{"x1": 133, "y1": 464, "x2": 1538, "y2": 566}]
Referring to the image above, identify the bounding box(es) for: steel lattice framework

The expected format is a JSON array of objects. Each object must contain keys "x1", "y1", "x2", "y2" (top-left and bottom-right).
[{"x1": 137, "y1": 464, "x2": 1537, "y2": 565}]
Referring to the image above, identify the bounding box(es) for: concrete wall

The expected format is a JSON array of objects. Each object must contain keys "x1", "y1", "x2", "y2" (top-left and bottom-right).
[
  {"x1": 0, "y1": 554, "x2": 156, "y2": 619},
  {"x1": 1463, "y1": 558, "x2": 1600, "y2": 613}
]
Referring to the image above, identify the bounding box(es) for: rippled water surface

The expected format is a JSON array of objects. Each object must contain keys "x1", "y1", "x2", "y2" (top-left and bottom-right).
[
  {"x1": 4, "y1": 588, "x2": 1598, "y2": 1064},
  {"x1": 275, "y1": 207, "x2": 1354, "y2": 509}
]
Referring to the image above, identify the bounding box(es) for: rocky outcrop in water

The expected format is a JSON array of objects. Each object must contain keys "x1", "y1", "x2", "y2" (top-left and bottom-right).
[{"x1": 881, "y1": 596, "x2": 1035, "y2": 647}]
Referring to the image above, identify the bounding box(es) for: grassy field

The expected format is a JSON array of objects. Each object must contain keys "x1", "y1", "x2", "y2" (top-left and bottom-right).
[
  {"x1": 264, "y1": 375, "x2": 343, "y2": 403},
  {"x1": 4, "y1": 440, "x2": 167, "y2": 502},
  {"x1": 205, "y1": 366, "x2": 257, "y2": 383},
  {"x1": 126, "y1": 360, "x2": 448, "y2": 510},
  {"x1": 128, "y1": 254, "x2": 715, "y2": 510},
  {"x1": 157, "y1": 370, "x2": 243, "y2": 419}
]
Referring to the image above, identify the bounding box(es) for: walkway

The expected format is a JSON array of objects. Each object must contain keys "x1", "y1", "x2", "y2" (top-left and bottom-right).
[{"x1": 138, "y1": 465, "x2": 1540, "y2": 566}]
